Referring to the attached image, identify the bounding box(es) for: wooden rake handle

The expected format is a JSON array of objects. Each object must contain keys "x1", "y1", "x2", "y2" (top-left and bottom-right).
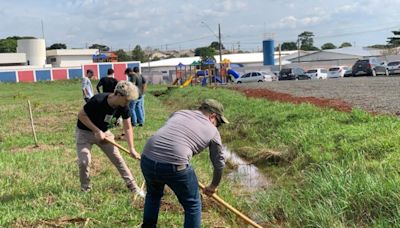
[{"x1": 104, "y1": 137, "x2": 263, "y2": 228}]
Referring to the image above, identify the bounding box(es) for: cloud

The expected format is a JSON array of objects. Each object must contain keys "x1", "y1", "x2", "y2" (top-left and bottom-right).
[
  {"x1": 277, "y1": 16, "x2": 297, "y2": 29},
  {"x1": 300, "y1": 16, "x2": 323, "y2": 26},
  {"x1": 334, "y1": 3, "x2": 359, "y2": 13}
]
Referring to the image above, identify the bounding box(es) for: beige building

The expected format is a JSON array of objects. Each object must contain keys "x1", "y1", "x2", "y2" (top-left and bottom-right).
[
  {"x1": 46, "y1": 49, "x2": 98, "y2": 67},
  {"x1": 0, "y1": 53, "x2": 26, "y2": 66}
]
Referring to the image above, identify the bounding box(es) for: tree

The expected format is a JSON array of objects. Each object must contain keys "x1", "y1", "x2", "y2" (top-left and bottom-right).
[
  {"x1": 0, "y1": 39, "x2": 17, "y2": 53},
  {"x1": 47, "y1": 43, "x2": 67, "y2": 50},
  {"x1": 0, "y1": 36, "x2": 36, "y2": 53},
  {"x1": 339, "y1": 42, "x2": 352, "y2": 48},
  {"x1": 280, "y1": 42, "x2": 298, "y2": 51},
  {"x1": 209, "y1": 41, "x2": 225, "y2": 50},
  {"x1": 321, "y1": 43, "x2": 337, "y2": 50},
  {"x1": 298, "y1": 31, "x2": 319, "y2": 51},
  {"x1": 194, "y1": 46, "x2": 216, "y2": 63},
  {"x1": 131, "y1": 45, "x2": 146, "y2": 62},
  {"x1": 115, "y1": 49, "x2": 132, "y2": 61},
  {"x1": 89, "y1": 43, "x2": 110, "y2": 52},
  {"x1": 369, "y1": 44, "x2": 388, "y2": 49},
  {"x1": 387, "y1": 29, "x2": 400, "y2": 47}
]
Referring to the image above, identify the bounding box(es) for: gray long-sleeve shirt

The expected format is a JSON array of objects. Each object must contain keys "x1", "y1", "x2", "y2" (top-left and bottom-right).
[{"x1": 142, "y1": 110, "x2": 225, "y2": 186}]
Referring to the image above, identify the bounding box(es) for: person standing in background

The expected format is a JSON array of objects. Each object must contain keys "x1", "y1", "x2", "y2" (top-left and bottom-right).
[
  {"x1": 128, "y1": 66, "x2": 147, "y2": 127},
  {"x1": 96, "y1": 68, "x2": 118, "y2": 93},
  {"x1": 82, "y1": 69, "x2": 94, "y2": 103}
]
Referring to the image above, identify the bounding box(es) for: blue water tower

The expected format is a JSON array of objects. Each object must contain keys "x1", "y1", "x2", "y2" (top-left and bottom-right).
[{"x1": 263, "y1": 39, "x2": 275, "y2": 65}]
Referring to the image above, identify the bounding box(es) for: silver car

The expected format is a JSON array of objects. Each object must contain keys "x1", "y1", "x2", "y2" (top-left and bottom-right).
[
  {"x1": 387, "y1": 61, "x2": 400, "y2": 75},
  {"x1": 235, "y1": 71, "x2": 273, "y2": 83}
]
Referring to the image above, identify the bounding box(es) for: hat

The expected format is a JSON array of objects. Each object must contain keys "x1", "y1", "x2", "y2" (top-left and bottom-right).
[
  {"x1": 200, "y1": 99, "x2": 229, "y2": 124},
  {"x1": 114, "y1": 80, "x2": 139, "y2": 101}
]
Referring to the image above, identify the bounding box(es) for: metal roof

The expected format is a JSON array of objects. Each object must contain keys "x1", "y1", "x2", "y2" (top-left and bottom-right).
[{"x1": 143, "y1": 51, "x2": 298, "y2": 67}]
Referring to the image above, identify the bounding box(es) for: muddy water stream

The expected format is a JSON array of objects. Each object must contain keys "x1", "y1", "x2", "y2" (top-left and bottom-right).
[{"x1": 223, "y1": 146, "x2": 270, "y2": 191}]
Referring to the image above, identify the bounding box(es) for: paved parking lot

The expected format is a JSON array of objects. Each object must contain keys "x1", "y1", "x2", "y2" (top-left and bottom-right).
[{"x1": 235, "y1": 76, "x2": 400, "y2": 114}]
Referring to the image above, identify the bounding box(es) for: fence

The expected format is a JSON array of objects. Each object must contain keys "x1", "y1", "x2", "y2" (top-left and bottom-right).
[{"x1": 0, "y1": 61, "x2": 140, "y2": 83}]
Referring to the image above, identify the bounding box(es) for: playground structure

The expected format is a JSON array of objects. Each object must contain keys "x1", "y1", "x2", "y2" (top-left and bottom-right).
[{"x1": 172, "y1": 58, "x2": 241, "y2": 88}]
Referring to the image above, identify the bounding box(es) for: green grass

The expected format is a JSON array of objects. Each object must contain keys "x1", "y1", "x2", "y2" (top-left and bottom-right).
[
  {"x1": 3, "y1": 81, "x2": 400, "y2": 227},
  {"x1": 0, "y1": 81, "x2": 233, "y2": 227},
  {"x1": 156, "y1": 85, "x2": 400, "y2": 227}
]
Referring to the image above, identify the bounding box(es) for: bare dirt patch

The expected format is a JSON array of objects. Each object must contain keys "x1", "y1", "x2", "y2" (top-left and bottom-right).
[
  {"x1": 234, "y1": 87, "x2": 353, "y2": 113},
  {"x1": 233, "y1": 77, "x2": 400, "y2": 114}
]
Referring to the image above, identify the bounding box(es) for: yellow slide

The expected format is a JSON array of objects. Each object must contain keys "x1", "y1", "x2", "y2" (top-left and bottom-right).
[{"x1": 179, "y1": 75, "x2": 194, "y2": 88}]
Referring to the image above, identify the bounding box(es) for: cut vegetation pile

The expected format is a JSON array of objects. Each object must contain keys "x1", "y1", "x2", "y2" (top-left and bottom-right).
[{"x1": 1, "y1": 80, "x2": 400, "y2": 227}]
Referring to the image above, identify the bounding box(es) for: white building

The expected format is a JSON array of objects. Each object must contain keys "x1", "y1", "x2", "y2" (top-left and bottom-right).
[
  {"x1": 142, "y1": 51, "x2": 299, "y2": 72},
  {"x1": 17, "y1": 39, "x2": 46, "y2": 66},
  {"x1": 46, "y1": 49, "x2": 98, "y2": 67},
  {"x1": 0, "y1": 53, "x2": 26, "y2": 66}
]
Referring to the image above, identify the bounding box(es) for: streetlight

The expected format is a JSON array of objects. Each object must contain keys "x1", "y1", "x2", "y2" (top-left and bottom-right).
[{"x1": 201, "y1": 21, "x2": 218, "y2": 38}]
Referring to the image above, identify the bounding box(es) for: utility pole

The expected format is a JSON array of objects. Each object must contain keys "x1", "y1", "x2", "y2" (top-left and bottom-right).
[
  {"x1": 278, "y1": 43, "x2": 282, "y2": 71},
  {"x1": 218, "y1": 23, "x2": 223, "y2": 81},
  {"x1": 41, "y1": 19, "x2": 45, "y2": 39},
  {"x1": 297, "y1": 36, "x2": 300, "y2": 63}
]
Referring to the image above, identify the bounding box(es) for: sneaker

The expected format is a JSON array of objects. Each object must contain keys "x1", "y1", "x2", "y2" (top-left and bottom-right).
[
  {"x1": 81, "y1": 186, "x2": 92, "y2": 192},
  {"x1": 138, "y1": 123, "x2": 143, "y2": 127}
]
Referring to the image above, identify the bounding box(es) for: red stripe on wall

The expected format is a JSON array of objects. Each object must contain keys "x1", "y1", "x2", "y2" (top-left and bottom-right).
[
  {"x1": 113, "y1": 63, "x2": 127, "y2": 81},
  {"x1": 83, "y1": 64, "x2": 99, "y2": 79},
  {"x1": 18, "y1": 71, "x2": 34, "y2": 82},
  {"x1": 52, "y1": 69, "x2": 68, "y2": 80}
]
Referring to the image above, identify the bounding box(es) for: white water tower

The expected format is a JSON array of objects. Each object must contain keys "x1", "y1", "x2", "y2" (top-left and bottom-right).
[{"x1": 17, "y1": 38, "x2": 46, "y2": 66}]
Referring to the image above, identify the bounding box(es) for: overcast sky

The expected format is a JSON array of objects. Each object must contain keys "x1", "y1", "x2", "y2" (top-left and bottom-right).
[{"x1": 1, "y1": 0, "x2": 400, "y2": 52}]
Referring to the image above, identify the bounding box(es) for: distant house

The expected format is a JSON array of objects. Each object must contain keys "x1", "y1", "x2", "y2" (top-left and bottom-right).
[
  {"x1": 46, "y1": 49, "x2": 98, "y2": 67},
  {"x1": 150, "y1": 51, "x2": 168, "y2": 59}
]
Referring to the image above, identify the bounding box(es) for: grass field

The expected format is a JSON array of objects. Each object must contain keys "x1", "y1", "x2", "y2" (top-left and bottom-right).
[{"x1": 2, "y1": 80, "x2": 400, "y2": 227}]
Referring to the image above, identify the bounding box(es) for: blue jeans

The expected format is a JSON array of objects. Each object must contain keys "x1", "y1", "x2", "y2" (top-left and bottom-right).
[
  {"x1": 129, "y1": 95, "x2": 145, "y2": 126},
  {"x1": 141, "y1": 155, "x2": 201, "y2": 228}
]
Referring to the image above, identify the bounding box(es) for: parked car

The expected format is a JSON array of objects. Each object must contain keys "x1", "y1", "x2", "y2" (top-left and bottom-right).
[
  {"x1": 235, "y1": 71, "x2": 273, "y2": 83},
  {"x1": 297, "y1": 74, "x2": 312, "y2": 80},
  {"x1": 387, "y1": 61, "x2": 400, "y2": 75},
  {"x1": 343, "y1": 68, "x2": 353, "y2": 77},
  {"x1": 351, "y1": 58, "x2": 389, "y2": 76},
  {"x1": 327, "y1": 66, "x2": 350, "y2": 78},
  {"x1": 279, "y1": 67, "x2": 306, "y2": 80},
  {"x1": 306, "y1": 68, "x2": 328, "y2": 79}
]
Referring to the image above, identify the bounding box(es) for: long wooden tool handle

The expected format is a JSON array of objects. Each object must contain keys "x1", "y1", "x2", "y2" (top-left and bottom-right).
[
  {"x1": 104, "y1": 137, "x2": 263, "y2": 228},
  {"x1": 198, "y1": 182, "x2": 263, "y2": 228},
  {"x1": 104, "y1": 137, "x2": 140, "y2": 159}
]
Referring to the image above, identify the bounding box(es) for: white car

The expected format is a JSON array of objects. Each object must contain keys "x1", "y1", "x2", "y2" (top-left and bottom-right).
[
  {"x1": 305, "y1": 68, "x2": 328, "y2": 79},
  {"x1": 235, "y1": 71, "x2": 273, "y2": 83},
  {"x1": 327, "y1": 66, "x2": 350, "y2": 78},
  {"x1": 387, "y1": 61, "x2": 400, "y2": 75}
]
